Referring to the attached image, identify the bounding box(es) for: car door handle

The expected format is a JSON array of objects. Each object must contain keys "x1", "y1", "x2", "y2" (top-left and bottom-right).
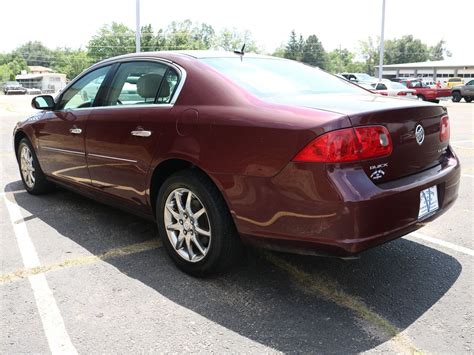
[
  {"x1": 131, "y1": 128, "x2": 152, "y2": 137},
  {"x1": 69, "y1": 127, "x2": 82, "y2": 135}
]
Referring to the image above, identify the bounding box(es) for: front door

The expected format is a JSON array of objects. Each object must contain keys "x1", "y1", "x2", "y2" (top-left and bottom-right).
[
  {"x1": 85, "y1": 60, "x2": 180, "y2": 212},
  {"x1": 38, "y1": 65, "x2": 111, "y2": 186}
]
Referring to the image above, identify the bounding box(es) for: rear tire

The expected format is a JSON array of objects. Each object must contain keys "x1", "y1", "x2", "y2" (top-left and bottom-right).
[
  {"x1": 417, "y1": 95, "x2": 426, "y2": 101},
  {"x1": 17, "y1": 138, "x2": 54, "y2": 194},
  {"x1": 452, "y1": 91, "x2": 462, "y2": 102},
  {"x1": 465, "y1": 97, "x2": 473, "y2": 103},
  {"x1": 156, "y1": 169, "x2": 243, "y2": 276}
]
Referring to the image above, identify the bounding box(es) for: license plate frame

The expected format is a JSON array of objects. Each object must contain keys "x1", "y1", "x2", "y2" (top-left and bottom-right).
[{"x1": 418, "y1": 186, "x2": 439, "y2": 219}]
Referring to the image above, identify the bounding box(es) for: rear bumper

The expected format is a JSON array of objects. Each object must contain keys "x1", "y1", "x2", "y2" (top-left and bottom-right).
[{"x1": 218, "y1": 148, "x2": 460, "y2": 256}]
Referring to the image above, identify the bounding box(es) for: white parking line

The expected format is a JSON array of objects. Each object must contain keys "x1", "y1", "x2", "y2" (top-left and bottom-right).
[
  {"x1": 462, "y1": 174, "x2": 474, "y2": 178},
  {"x1": 3, "y1": 194, "x2": 77, "y2": 354},
  {"x1": 409, "y1": 231, "x2": 474, "y2": 257}
]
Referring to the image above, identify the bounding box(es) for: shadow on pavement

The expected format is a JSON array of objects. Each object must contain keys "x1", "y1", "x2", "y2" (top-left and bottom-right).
[{"x1": 6, "y1": 180, "x2": 462, "y2": 353}]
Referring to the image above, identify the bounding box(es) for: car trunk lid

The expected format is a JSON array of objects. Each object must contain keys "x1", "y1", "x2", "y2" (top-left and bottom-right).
[{"x1": 277, "y1": 93, "x2": 449, "y2": 182}]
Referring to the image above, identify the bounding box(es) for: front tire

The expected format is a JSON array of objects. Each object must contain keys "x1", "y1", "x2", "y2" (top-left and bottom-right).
[
  {"x1": 17, "y1": 138, "x2": 54, "y2": 194},
  {"x1": 156, "y1": 170, "x2": 243, "y2": 276},
  {"x1": 452, "y1": 91, "x2": 462, "y2": 102}
]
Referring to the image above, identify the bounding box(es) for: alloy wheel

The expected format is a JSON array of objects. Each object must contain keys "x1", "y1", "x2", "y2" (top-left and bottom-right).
[
  {"x1": 20, "y1": 145, "x2": 35, "y2": 188},
  {"x1": 164, "y1": 187, "x2": 211, "y2": 263}
]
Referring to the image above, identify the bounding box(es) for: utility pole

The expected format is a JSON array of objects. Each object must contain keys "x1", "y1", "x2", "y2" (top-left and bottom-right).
[
  {"x1": 378, "y1": 0, "x2": 386, "y2": 81},
  {"x1": 135, "y1": 0, "x2": 141, "y2": 52}
]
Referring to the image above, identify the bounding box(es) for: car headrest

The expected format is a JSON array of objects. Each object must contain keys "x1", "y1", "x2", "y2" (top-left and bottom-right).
[{"x1": 137, "y1": 73, "x2": 169, "y2": 99}]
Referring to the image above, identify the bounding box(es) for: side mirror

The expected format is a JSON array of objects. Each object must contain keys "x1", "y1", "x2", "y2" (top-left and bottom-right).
[{"x1": 31, "y1": 95, "x2": 55, "y2": 110}]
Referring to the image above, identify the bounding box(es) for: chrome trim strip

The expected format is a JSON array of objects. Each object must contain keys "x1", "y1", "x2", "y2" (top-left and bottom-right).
[
  {"x1": 86, "y1": 103, "x2": 174, "y2": 111},
  {"x1": 87, "y1": 153, "x2": 138, "y2": 163},
  {"x1": 169, "y1": 63, "x2": 187, "y2": 105},
  {"x1": 42, "y1": 146, "x2": 85, "y2": 156}
]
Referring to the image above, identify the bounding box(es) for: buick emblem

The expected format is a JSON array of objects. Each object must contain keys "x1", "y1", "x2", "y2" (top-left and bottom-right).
[{"x1": 415, "y1": 124, "x2": 425, "y2": 145}]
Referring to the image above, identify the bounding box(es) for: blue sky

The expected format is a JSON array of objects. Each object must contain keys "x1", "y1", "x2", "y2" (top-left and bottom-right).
[{"x1": 3, "y1": 0, "x2": 473, "y2": 60}]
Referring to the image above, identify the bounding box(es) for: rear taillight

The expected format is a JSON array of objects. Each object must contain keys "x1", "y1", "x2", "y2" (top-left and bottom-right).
[
  {"x1": 440, "y1": 115, "x2": 450, "y2": 142},
  {"x1": 397, "y1": 91, "x2": 407, "y2": 96},
  {"x1": 293, "y1": 126, "x2": 392, "y2": 163}
]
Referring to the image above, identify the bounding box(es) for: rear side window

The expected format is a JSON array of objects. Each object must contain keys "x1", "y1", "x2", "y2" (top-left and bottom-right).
[{"x1": 105, "y1": 61, "x2": 179, "y2": 106}]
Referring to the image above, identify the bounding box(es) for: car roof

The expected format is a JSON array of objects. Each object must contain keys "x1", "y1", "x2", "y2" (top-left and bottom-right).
[{"x1": 95, "y1": 50, "x2": 276, "y2": 67}]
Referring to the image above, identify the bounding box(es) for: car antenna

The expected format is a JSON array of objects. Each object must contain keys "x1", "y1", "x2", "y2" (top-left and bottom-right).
[{"x1": 233, "y1": 43, "x2": 246, "y2": 61}]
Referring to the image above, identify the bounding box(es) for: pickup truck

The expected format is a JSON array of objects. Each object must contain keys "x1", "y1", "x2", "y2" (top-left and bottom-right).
[
  {"x1": 398, "y1": 78, "x2": 452, "y2": 103},
  {"x1": 451, "y1": 79, "x2": 474, "y2": 103}
]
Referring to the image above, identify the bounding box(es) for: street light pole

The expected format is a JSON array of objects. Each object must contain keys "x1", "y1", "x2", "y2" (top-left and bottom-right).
[
  {"x1": 378, "y1": 0, "x2": 386, "y2": 81},
  {"x1": 135, "y1": 0, "x2": 141, "y2": 53}
]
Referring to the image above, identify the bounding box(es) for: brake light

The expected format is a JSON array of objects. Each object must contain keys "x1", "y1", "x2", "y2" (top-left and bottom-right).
[
  {"x1": 440, "y1": 115, "x2": 450, "y2": 142},
  {"x1": 293, "y1": 126, "x2": 392, "y2": 163}
]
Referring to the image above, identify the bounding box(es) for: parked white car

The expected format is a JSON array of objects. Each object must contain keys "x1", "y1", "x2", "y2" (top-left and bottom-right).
[{"x1": 370, "y1": 80, "x2": 417, "y2": 99}]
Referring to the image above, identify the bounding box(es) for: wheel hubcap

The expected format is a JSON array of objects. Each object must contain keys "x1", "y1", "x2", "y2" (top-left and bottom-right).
[
  {"x1": 164, "y1": 188, "x2": 211, "y2": 263},
  {"x1": 20, "y1": 145, "x2": 35, "y2": 188}
]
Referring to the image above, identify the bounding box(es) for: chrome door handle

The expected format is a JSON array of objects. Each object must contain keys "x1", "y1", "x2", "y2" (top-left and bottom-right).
[
  {"x1": 69, "y1": 127, "x2": 82, "y2": 135},
  {"x1": 131, "y1": 128, "x2": 152, "y2": 137}
]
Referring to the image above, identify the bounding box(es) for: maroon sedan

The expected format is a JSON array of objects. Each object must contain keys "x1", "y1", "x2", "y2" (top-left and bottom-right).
[{"x1": 14, "y1": 51, "x2": 460, "y2": 275}]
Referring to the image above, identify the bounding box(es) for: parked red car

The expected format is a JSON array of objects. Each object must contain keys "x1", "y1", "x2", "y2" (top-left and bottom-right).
[
  {"x1": 397, "y1": 78, "x2": 452, "y2": 103},
  {"x1": 14, "y1": 51, "x2": 460, "y2": 275}
]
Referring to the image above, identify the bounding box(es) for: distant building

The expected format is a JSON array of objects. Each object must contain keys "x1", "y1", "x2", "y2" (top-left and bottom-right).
[
  {"x1": 375, "y1": 59, "x2": 474, "y2": 85},
  {"x1": 16, "y1": 66, "x2": 67, "y2": 93}
]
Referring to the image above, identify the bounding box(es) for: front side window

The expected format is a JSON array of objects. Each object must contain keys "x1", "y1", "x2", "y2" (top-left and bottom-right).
[
  {"x1": 466, "y1": 80, "x2": 474, "y2": 86},
  {"x1": 105, "y1": 61, "x2": 179, "y2": 106},
  {"x1": 58, "y1": 66, "x2": 110, "y2": 110}
]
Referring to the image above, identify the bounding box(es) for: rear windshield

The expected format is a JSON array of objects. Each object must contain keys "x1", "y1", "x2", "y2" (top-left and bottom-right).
[
  {"x1": 201, "y1": 57, "x2": 365, "y2": 99},
  {"x1": 390, "y1": 82, "x2": 407, "y2": 90}
]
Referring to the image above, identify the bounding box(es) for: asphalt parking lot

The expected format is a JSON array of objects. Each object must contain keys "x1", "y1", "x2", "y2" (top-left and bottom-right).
[{"x1": 0, "y1": 95, "x2": 472, "y2": 354}]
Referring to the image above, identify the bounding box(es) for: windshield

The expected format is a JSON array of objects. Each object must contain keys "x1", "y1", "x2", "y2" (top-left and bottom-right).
[
  {"x1": 356, "y1": 73, "x2": 373, "y2": 81},
  {"x1": 201, "y1": 57, "x2": 365, "y2": 99}
]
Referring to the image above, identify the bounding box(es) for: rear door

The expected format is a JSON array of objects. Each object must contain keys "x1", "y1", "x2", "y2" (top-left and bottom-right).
[
  {"x1": 85, "y1": 60, "x2": 181, "y2": 212},
  {"x1": 38, "y1": 65, "x2": 111, "y2": 186}
]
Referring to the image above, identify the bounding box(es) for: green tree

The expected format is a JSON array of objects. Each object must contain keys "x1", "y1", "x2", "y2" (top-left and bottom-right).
[
  {"x1": 327, "y1": 48, "x2": 354, "y2": 73},
  {"x1": 0, "y1": 53, "x2": 28, "y2": 80},
  {"x1": 272, "y1": 44, "x2": 286, "y2": 58},
  {"x1": 302, "y1": 34, "x2": 327, "y2": 69},
  {"x1": 216, "y1": 28, "x2": 259, "y2": 52},
  {"x1": 358, "y1": 37, "x2": 379, "y2": 75},
  {"x1": 165, "y1": 20, "x2": 216, "y2": 50},
  {"x1": 51, "y1": 48, "x2": 92, "y2": 80},
  {"x1": 384, "y1": 35, "x2": 429, "y2": 64},
  {"x1": 87, "y1": 22, "x2": 135, "y2": 60},
  {"x1": 284, "y1": 30, "x2": 300, "y2": 60},
  {"x1": 429, "y1": 40, "x2": 451, "y2": 61},
  {"x1": 12, "y1": 41, "x2": 52, "y2": 67},
  {"x1": 140, "y1": 24, "x2": 157, "y2": 52}
]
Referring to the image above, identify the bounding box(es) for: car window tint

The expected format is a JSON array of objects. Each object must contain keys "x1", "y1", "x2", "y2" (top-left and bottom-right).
[
  {"x1": 105, "y1": 61, "x2": 176, "y2": 106},
  {"x1": 58, "y1": 66, "x2": 110, "y2": 110},
  {"x1": 467, "y1": 80, "x2": 474, "y2": 86},
  {"x1": 376, "y1": 83, "x2": 387, "y2": 90},
  {"x1": 201, "y1": 57, "x2": 365, "y2": 99}
]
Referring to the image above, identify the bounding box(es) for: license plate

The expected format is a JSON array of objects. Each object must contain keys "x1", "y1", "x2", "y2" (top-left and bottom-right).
[{"x1": 418, "y1": 186, "x2": 439, "y2": 219}]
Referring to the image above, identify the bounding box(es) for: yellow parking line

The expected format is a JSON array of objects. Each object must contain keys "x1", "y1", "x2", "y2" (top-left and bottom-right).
[
  {"x1": 0, "y1": 239, "x2": 162, "y2": 284},
  {"x1": 263, "y1": 252, "x2": 421, "y2": 354}
]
